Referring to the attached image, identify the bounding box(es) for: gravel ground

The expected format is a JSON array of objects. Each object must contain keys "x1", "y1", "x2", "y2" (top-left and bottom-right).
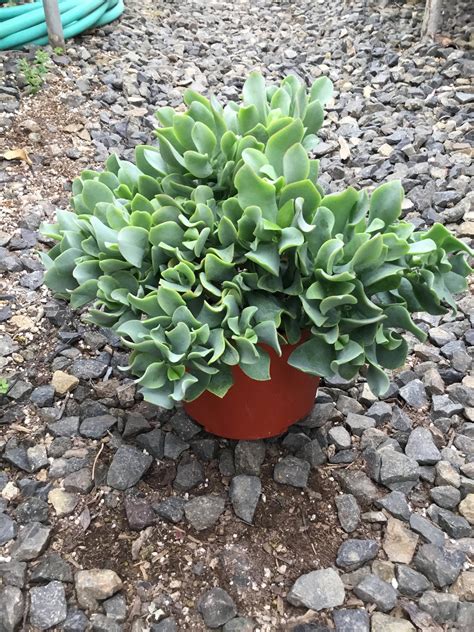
[{"x1": 0, "y1": 0, "x2": 473, "y2": 630}]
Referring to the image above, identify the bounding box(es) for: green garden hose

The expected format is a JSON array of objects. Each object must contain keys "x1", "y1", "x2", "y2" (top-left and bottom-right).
[{"x1": 0, "y1": 0, "x2": 124, "y2": 50}]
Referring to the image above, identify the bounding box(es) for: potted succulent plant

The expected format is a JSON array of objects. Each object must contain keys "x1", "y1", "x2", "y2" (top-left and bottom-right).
[{"x1": 41, "y1": 72, "x2": 472, "y2": 440}]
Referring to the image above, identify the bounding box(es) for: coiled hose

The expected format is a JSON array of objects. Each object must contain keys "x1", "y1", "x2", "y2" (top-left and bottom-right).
[{"x1": 0, "y1": 0, "x2": 124, "y2": 50}]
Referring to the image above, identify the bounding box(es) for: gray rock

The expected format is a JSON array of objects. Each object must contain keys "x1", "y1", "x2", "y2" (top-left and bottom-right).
[
  {"x1": 222, "y1": 617, "x2": 254, "y2": 632},
  {"x1": 436, "y1": 461, "x2": 461, "y2": 488},
  {"x1": 287, "y1": 568, "x2": 345, "y2": 610},
  {"x1": 391, "y1": 406, "x2": 413, "y2": 432},
  {"x1": 410, "y1": 513, "x2": 445, "y2": 546},
  {"x1": 296, "y1": 438, "x2": 327, "y2": 466},
  {"x1": 75, "y1": 569, "x2": 122, "y2": 610},
  {"x1": 169, "y1": 410, "x2": 201, "y2": 441},
  {"x1": 353, "y1": 573, "x2": 398, "y2": 612},
  {"x1": 163, "y1": 433, "x2": 189, "y2": 460},
  {"x1": 414, "y1": 543, "x2": 466, "y2": 587},
  {"x1": 336, "y1": 470, "x2": 380, "y2": 503},
  {"x1": 335, "y1": 494, "x2": 360, "y2": 533},
  {"x1": 106, "y1": 446, "x2": 153, "y2": 490},
  {"x1": 419, "y1": 590, "x2": 459, "y2": 623},
  {"x1": 63, "y1": 468, "x2": 93, "y2": 494},
  {"x1": 70, "y1": 359, "x2": 107, "y2": 380},
  {"x1": 0, "y1": 586, "x2": 24, "y2": 632},
  {"x1": 89, "y1": 613, "x2": 123, "y2": 631},
  {"x1": 405, "y1": 427, "x2": 441, "y2": 464},
  {"x1": 234, "y1": 441, "x2": 265, "y2": 475},
  {"x1": 29, "y1": 581, "x2": 67, "y2": 629},
  {"x1": 219, "y1": 449, "x2": 235, "y2": 477},
  {"x1": 185, "y1": 494, "x2": 225, "y2": 531},
  {"x1": 336, "y1": 539, "x2": 379, "y2": 570},
  {"x1": 135, "y1": 428, "x2": 165, "y2": 459},
  {"x1": 151, "y1": 617, "x2": 177, "y2": 632},
  {"x1": 230, "y1": 475, "x2": 261, "y2": 523},
  {"x1": 274, "y1": 456, "x2": 310, "y2": 488},
  {"x1": 0, "y1": 561, "x2": 27, "y2": 588},
  {"x1": 333, "y1": 608, "x2": 369, "y2": 632},
  {"x1": 153, "y1": 497, "x2": 186, "y2": 524},
  {"x1": 80, "y1": 415, "x2": 117, "y2": 438},
  {"x1": 345, "y1": 413, "x2": 376, "y2": 436},
  {"x1": 457, "y1": 602, "x2": 474, "y2": 630},
  {"x1": 432, "y1": 395, "x2": 464, "y2": 419},
  {"x1": 328, "y1": 426, "x2": 351, "y2": 450},
  {"x1": 430, "y1": 485, "x2": 461, "y2": 509},
  {"x1": 198, "y1": 587, "x2": 236, "y2": 628},
  {"x1": 47, "y1": 416, "x2": 80, "y2": 437},
  {"x1": 437, "y1": 508, "x2": 471, "y2": 538},
  {"x1": 30, "y1": 552, "x2": 73, "y2": 583},
  {"x1": 300, "y1": 402, "x2": 340, "y2": 428},
  {"x1": 122, "y1": 412, "x2": 150, "y2": 439},
  {"x1": 11, "y1": 522, "x2": 51, "y2": 561},
  {"x1": 191, "y1": 438, "x2": 218, "y2": 461},
  {"x1": 103, "y1": 593, "x2": 127, "y2": 622},
  {"x1": 366, "y1": 402, "x2": 393, "y2": 426},
  {"x1": 399, "y1": 380, "x2": 428, "y2": 408},
  {"x1": 379, "y1": 450, "x2": 420, "y2": 492},
  {"x1": 173, "y1": 459, "x2": 204, "y2": 491},
  {"x1": 376, "y1": 491, "x2": 411, "y2": 521},
  {"x1": 282, "y1": 432, "x2": 311, "y2": 453},
  {"x1": 61, "y1": 608, "x2": 89, "y2": 632},
  {"x1": 0, "y1": 513, "x2": 17, "y2": 545},
  {"x1": 395, "y1": 564, "x2": 431, "y2": 597},
  {"x1": 30, "y1": 385, "x2": 55, "y2": 407},
  {"x1": 15, "y1": 497, "x2": 49, "y2": 523}
]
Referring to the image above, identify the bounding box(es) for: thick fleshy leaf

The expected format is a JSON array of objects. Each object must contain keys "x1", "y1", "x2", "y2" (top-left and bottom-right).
[
  {"x1": 368, "y1": 180, "x2": 403, "y2": 226},
  {"x1": 310, "y1": 76, "x2": 334, "y2": 106},
  {"x1": 246, "y1": 243, "x2": 280, "y2": 276},
  {"x1": 117, "y1": 226, "x2": 149, "y2": 267},
  {"x1": 283, "y1": 143, "x2": 310, "y2": 184},
  {"x1": 288, "y1": 337, "x2": 335, "y2": 376},
  {"x1": 240, "y1": 348, "x2": 271, "y2": 380},
  {"x1": 235, "y1": 164, "x2": 278, "y2": 221}
]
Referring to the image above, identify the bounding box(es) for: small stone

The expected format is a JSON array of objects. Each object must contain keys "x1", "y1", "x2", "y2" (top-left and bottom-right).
[
  {"x1": 62, "y1": 608, "x2": 89, "y2": 632},
  {"x1": 430, "y1": 485, "x2": 461, "y2": 509},
  {"x1": 437, "y1": 508, "x2": 472, "y2": 538},
  {"x1": 0, "y1": 513, "x2": 17, "y2": 545},
  {"x1": 103, "y1": 593, "x2": 127, "y2": 622},
  {"x1": 432, "y1": 394, "x2": 464, "y2": 419},
  {"x1": 287, "y1": 568, "x2": 345, "y2": 611},
  {"x1": 75, "y1": 569, "x2": 122, "y2": 610},
  {"x1": 80, "y1": 415, "x2": 117, "y2": 439},
  {"x1": 273, "y1": 456, "x2": 310, "y2": 488},
  {"x1": 89, "y1": 613, "x2": 122, "y2": 631},
  {"x1": 230, "y1": 475, "x2": 261, "y2": 523},
  {"x1": 70, "y1": 359, "x2": 107, "y2": 380},
  {"x1": 370, "y1": 613, "x2": 414, "y2": 631},
  {"x1": 345, "y1": 413, "x2": 376, "y2": 436},
  {"x1": 29, "y1": 581, "x2": 67, "y2": 629},
  {"x1": 379, "y1": 450, "x2": 420, "y2": 492},
  {"x1": 399, "y1": 380, "x2": 428, "y2": 408},
  {"x1": 51, "y1": 370, "x2": 79, "y2": 394},
  {"x1": 0, "y1": 586, "x2": 24, "y2": 632},
  {"x1": 367, "y1": 402, "x2": 393, "y2": 426},
  {"x1": 423, "y1": 368, "x2": 445, "y2": 395},
  {"x1": 297, "y1": 438, "x2": 326, "y2": 466},
  {"x1": 459, "y1": 494, "x2": 474, "y2": 524},
  {"x1": 185, "y1": 494, "x2": 225, "y2": 531},
  {"x1": 234, "y1": 441, "x2": 265, "y2": 475},
  {"x1": 48, "y1": 488, "x2": 79, "y2": 516},
  {"x1": 63, "y1": 468, "x2": 93, "y2": 494},
  {"x1": 391, "y1": 407, "x2": 413, "y2": 432},
  {"x1": 457, "y1": 602, "x2": 474, "y2": 629},
  {"x1": 153, "y1": 497, "x2": 186, "y2": 524},
  {"x1": 376, "y1": 491, "x2": 411, "y2": 521},
  {"x1": 436, "y1": 461, "x2": 461, "y2": 488},
  {"x1": 135, "y1": 428, "x2": 164, "y2": 459},
  {"x1": 419, "y1": 590, "x2": 459, "y2": 623},
  {"x1": 11, "y1": 522, "x2": 51, "y2": 561},
  {"x1": 191, "y1": 438, "x2": 218, "y2": 461},
  {"x1": 405, "y1": 427, "x2": 441, "y2": 464},
  {"x1": 336, "y1": 539, "x2": 379, "y2": 570},
  {"x1": 335, "y1": 494, "x2": 360, "y2": 533},
  {"x1": 0, "y1": 561, "x2": 27, "y2": 588},
  {"x1": 163, "y1": 433, "x2": 189, "y2": 460},
  {"x1": 354, "y1": 573, "x2": 397, "y2": 612},
  {"x1": 410, "y1": 513, "x2": 445, "y2": 546},
  {"x1": 151, "y1": 617, "x2": 177, "y2": 632},
  {"x1": 47, "y1": 416, "x2": 80, "y2": 437},
  {"x1": 328, "y1": 426, "x2": 352, "y2": 450},
  {"x1": 169, "y1": 410, "x2": 201, "y2": 441},
  {"x1": 30, "y1": 385, "x2": 55, "y2": 407},
  {"x1": 106, "y1": 446, "x2": 153, "y2": 490},
  {"x1": 333, "y1": 608, "x2": 369, "y2": 632},
  {"x1": 173, "y1": 459, "x2": 204, "y2": 491},
  {"x1": 336, "y1": 470, "x2": 380, "y2": 503},
  {"x1": 383, "y1": 517, "x2": 419, "y2": 564},
  {"x1": 396, "y1": 564, "x2": 431, "y2": 597},
  {"x1": 414, "y1": 543, "x2": 466, "y2": 587},
  {"x1": 198, "y1": 587, "x2": 236, "y2": 628},
  {"x1": 124, "y1": 496, "x2": 155, "y2": 530},
  {"x1": 15, "y1": 497, "x2": 49, "y2": 524},
  {"x1": 222, "y1": 618, "x2": 254, "y2": 632},
  {"x1": 30, "y1": 552, "x2": 73, "y2": 583}
]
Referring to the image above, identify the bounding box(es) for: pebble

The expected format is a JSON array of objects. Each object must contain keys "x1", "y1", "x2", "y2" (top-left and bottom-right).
[
  {"x1": 399, "y1": 380, "x2": 428, "y2": 409},
  {"x1": 430, "y1": 485, "x2": 461, "y2": 509},
  {"x1": 371, "y1": 613, "x2": 415, "y2": 631},
  {"x1": 405, "y1": 427, "x2": 441, "y2": 464},
  {"x1": 173, "y1": 459, "x2": 204, "y2": 491},
  {"x1": 185, "y1": 494, "x2": 225, "y2": 531},
  {"x1": 197, "y1": 587, "x2": 236, "y2": 628},
  {"x1": 376, "y1": 491, "x2": 411, "y2": 521},
  {"x1": 273, "y1": 456, "x2": 310, "y2": 488},
  {"x1": 0, "y1": 513, "x2": 17, "y2": 545},
  {"x1": 396, "y1": 564, "x2": 431, "y2": 597},
  {"x1": 51, "y1": 370, "x2": 79, "y2": 394},
  {"x1": 48, "y1": 488, "x2": 79, "y2": 516},
  {"x1": 80, "y1": 414, "x2": 117, "y2": 438},
  {"x1": 75, "y1": 569, "x2": 122, "y2": 610},
  {"x1": 29, "y1": 581, "x2": 68, "y2": 629},
  {"x1": 336, "y1": 539, "x2": 379, "y2": 570},
  {"x1": 287, "y1": 567, "x2": 345, "y2": 611},
  {"x1": 383, "y1": 517, "x2": 419, "y2": 564},
  {"x1": 459, "y1": 494, "x2": 474, "y2": 524},
  {"x1": 229, "y1": 475, "x2": 262, "y2": 523},
  {"x1": 333, "y1": 608, "x2": 369, "y2": 632},
  {"x1": 106, "y1": 445, "x2": 153, "y2": 490},
  {"x1": 234, "y1": 441, "x2": 265, "y2": 475},
  {"x1": 11, "y1": 522, "x2": 51, "y2": 561},
  {"x1": 124, "y1": 496, "x2": 155, "y2": 530},
  {"x1": 153, "y1": 497, "x2": 186, "y2": 524},
  {"x1": 354, "y1": 573, "x2": 398, "y2": 612},
  {"x1": 0, "y1": 585, "x2": 24, "y2": 632},
  {"x1": 419, "y1": 590, "x2": 459, "y2": 623},
  {"x1": 335, "y1": 494, "x2": 360, "y2": 532},
  {"x1": 30, "y1": 552, "x2": 73, "y2": 583},
  {"x1": 414, "y1": 543, "x2": 466, "y2": 588}
]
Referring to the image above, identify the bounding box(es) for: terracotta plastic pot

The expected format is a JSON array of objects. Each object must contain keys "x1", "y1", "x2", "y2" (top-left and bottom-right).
[{"x1": 183, "y1": 340, "x2": 320, "y2": 440}]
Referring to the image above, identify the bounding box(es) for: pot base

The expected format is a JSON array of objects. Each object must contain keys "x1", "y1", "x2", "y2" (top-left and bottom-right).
[{"x1": 183, "y1": 341, "x2": 320, "y2": 440}]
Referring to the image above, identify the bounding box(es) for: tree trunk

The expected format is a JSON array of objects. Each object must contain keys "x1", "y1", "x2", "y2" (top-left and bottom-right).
[
  {"x1": 43, "y1": 0, "x2": 65, "y2": 50},
  {"x1": 422, "y1": 0, "x2": 443, "y2": 40}
]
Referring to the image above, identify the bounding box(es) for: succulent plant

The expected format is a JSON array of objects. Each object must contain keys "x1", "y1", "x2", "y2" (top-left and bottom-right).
[{"x1": 41, "y1": 72, "x2": 472, "y2": 408}]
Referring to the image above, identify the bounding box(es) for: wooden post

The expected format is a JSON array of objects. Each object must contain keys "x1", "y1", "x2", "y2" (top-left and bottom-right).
[
  {"x1": 43, "y1": 0, "x2": 65, "y2": 50},
  {"x1": 422, "y1": 0, "x2": 443, "y2": 41}
]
